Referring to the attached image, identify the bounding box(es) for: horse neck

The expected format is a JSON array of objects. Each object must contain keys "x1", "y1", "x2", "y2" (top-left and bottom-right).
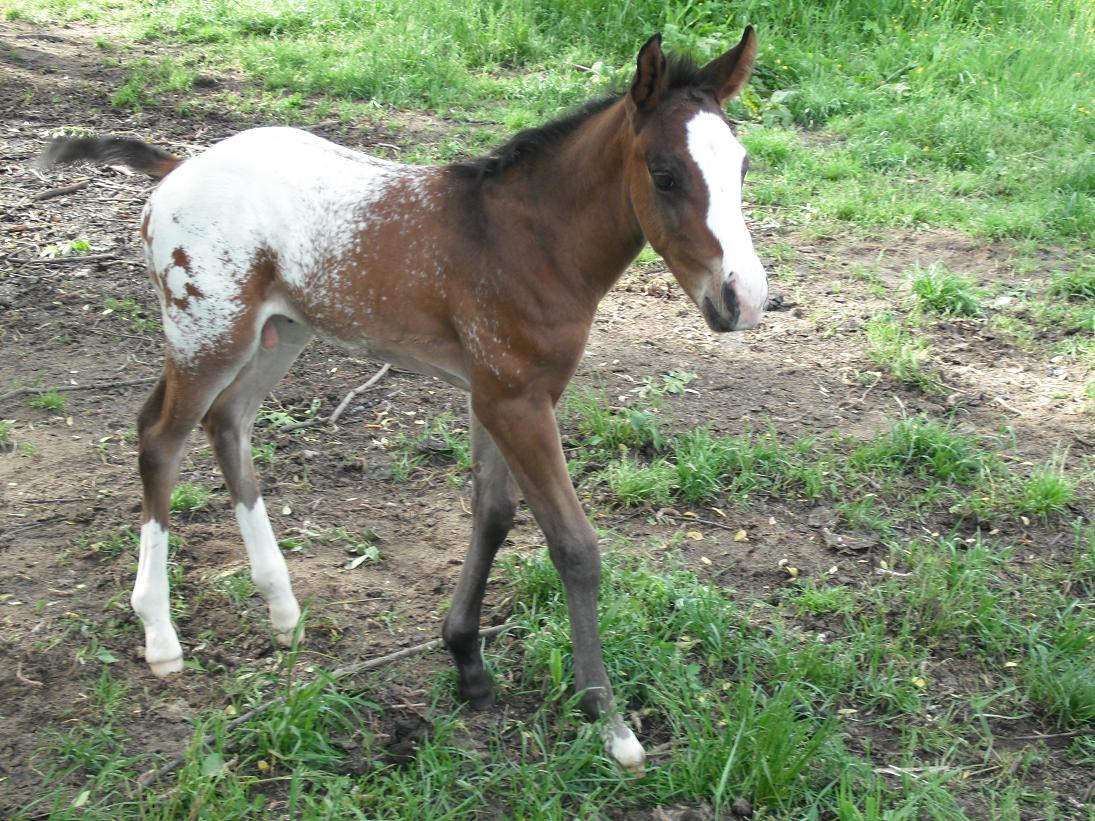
[{"x1": 510, "y1": 100, "x2": 645, "y2": 304}]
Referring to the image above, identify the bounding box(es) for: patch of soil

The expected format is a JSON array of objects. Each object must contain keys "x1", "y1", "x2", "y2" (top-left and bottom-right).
[{"x1": 1, "y1": 18, "x2": 1092, "y2": 818}]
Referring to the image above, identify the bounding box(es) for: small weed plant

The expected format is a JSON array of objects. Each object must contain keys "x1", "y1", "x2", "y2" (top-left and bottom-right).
[
  {"x1": 29, "y1": 390, "x2": 67, "y2": 412},
  {"x1": 909, "y1": 262, "x2": 982, "y2": 317},
  {"x1": 170, "y1": 480, "x2": 211, "y2": 513},
  {"x1": 865, "y1": 314, "x2": 940, "y2": 392}
]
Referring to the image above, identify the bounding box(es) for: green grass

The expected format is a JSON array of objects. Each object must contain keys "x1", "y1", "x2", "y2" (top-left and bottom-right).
[
  {"x1": 169, "y1": 480, "x2": 211, "y2": 513},
  {"x1": 5, "y1": 1, "x2": 1093, "y2": 816},
  {"x1": 909, "y1": 262, "x2": 982, "y2": 317},
  {"x1": 1048, "y1": 263, "x2": 1095, "y2": 302},
  {"x1": 865, "y1": 314, "x2": 941, "y2": 392},
  {"x1": 25, "y1": 536, "x2": 1093, "y2": 818},
  {"x1": 103, "y1": 297, "x2": 160, "y2": 333},
  {"x1": 387, "y1": 412, "x2": 471, "y2": 482},
  {"x1": 29, "y1": 390, "x2": 67, "y2": 412},
  {"x1": 8, "y1": 0, "x2": 1093, "y2": 241},
  {"x1": 110, "y1": 57, "x2": 193, "y2": 111}
]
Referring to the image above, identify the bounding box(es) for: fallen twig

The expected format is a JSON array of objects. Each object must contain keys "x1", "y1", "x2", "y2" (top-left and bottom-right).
[
  {"x1": 279, "y1": 363, "x2": 390, "y2": 432},
  {"x1": 2, "y1": 516, "x2": 67, "y2": 537},
  {"x1": 11, "y1": 253, "x2": 117, "y2": 266},
  {"x1": 32, "y1": 180, "x2": 90, "y2": 201},
  {"x1": 137, "y1": 621, "x2": 519, "y2": 788},
  {"x1": 328, "y1": 363, "x2": 392, "y2": 426},
  {"x1": 657, "y1": 511, "x2": 744, "y2": 534},
  {"x1": 1005, "y1": 729, "x2": 1095, "y2": 741},
  {"x1": 15, "y1": 662, "x2": 43, "y2": 687},
  {"x1": 0, "y1": 376, "x2": 157, "y2": 403}
]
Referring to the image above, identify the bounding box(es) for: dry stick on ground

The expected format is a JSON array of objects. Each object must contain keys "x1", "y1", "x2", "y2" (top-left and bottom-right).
[
  {"x1": 279, "y1": 363, "x2": 391, "y2": 432},
  {"x1": 10, "y1": 253, "x2": 118, "y2": 266},
  {"x1": 0, "y1": 376, "x2": 157, "y2": 404},
  {"x1": 137, "y1": 621, "x2": 519, "y2": 789},
  {"x1": 31, "y1": 180, "x2": 90, "y2": 201},
  {"x1": 1005, "y1": 729, "x2": 1095, "y2": 741},
  {"x1": 657, "y1": 511, "x2": 745, "y2": 534}
]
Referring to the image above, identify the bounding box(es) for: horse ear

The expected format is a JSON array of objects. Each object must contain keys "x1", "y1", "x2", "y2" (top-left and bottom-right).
[
  {"x1": 697, "y1": 26, "x2": 757, "y2": 104},
  {"x1": 630, "y1": 33, "x2": 668, "y2": 111}
]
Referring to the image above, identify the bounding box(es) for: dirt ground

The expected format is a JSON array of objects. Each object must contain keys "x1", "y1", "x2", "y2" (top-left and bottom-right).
[{"x1": 0, "y1": 20, "x2": 1092, "y2": 817}]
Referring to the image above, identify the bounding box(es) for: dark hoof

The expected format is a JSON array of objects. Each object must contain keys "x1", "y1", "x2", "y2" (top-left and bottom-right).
[{"x1": 457, "y1": 672, "x2": 495, "y2": 710}]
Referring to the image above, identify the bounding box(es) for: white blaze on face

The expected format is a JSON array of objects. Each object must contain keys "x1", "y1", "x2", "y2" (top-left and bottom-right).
[{"x1": 685, "y1": 111, "x2": 767, "y2": 327}]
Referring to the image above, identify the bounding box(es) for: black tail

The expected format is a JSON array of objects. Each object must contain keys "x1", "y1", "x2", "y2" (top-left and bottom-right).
[{"x1": 39, "y1": 136, "x2": 183, "y2": 180}]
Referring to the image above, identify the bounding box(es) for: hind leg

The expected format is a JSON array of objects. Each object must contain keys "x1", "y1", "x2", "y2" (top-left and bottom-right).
[
  {"x1": 134, "y1": 366, "x2": 229, "y2": 675},
  {"x1": 203, "y1": 316, "x2": 312, "y2": 645}
]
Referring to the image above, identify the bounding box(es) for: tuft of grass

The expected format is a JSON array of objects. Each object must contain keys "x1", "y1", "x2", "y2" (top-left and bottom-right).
[
  {"x1": 211, "y1": 568, "x2": 255, "y2": 609},
  {"x1": 170, "y1": 480, "x2": 211, "y2": 513},
  {"x1": 909, "y1": 262, "x2": 982, "y2": 317},
  {"x1": 784, "y1": 580, "x2": 854, "y2": 616},
  {"x1": 601, "y1": 456, "x2": 675, "y2": 507},
  {"x1": 388, "y1": 412, "x2": 471, "y2": 481},
  {"x1": 1010, "y1": 455, "x2": 1076, "y2": 518},
  {"x1": 564, "y1": 388, "x2": 664, "y2": 454},
  {"x1": 850, "y1": 415, "x2": 989, "y2": 485},
  {"x1": 1048, "y1": 263, "x2": 1095, "y2": 302},
  {"x1": 1022, "y1": 602, "x2": 1095, "y2": 726},
  {"x1": 251, "y1": 441, "x2": 275, "y2": 466},
  {"x1": 103, "y1": 296, "x2": 160, "y2": 333},
  {"x1": 111, "y1": 57, "x2": 194, "y2": 110},
  {"x1": 29, "y1": 390, "x2": 67, "y2": 412},
  {"x1": 865, "y1": 314, "x2": 940, "y2": 392}
]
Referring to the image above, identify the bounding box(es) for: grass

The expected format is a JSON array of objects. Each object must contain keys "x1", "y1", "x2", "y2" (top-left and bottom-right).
[
  {"x1": 29, "y1": 390, "x2": 67, "y2": 412},
  {"x1": 561, "y1": 389, "x2": 1085, "y2": 534},
  {"x1": 7, "y1": 0, "x2": 1093, "y2": 242},
  {"x1": 169, "y1": 480, "x2": 211, "y2": 514},
  {"x1": 909, "y1": 262, "x2": 982, "y2": 317},
  {"x1": 387, "y1": 412, "x2": 471, "y2": 482},
  {"x1": 103, "y1": 297, "x2": 160, "y2": 333},
  {"x1": 23, "y1": 535, "x2": 1093, "y2": 818},
  {"x1": 865, "y1": 313, "x2": 941, "y2": 392},
  {"x1": 4, "y1": 1, "x2": 1093, "y2": 817}
]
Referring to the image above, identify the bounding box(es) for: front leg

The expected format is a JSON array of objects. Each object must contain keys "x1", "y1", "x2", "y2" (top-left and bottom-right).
[
  {"x1": 442, "y1": 403, "x2": 519, "y2": 707},
  {"x1": 474, "y1": 391, "x2": 646, "y2": 773}
]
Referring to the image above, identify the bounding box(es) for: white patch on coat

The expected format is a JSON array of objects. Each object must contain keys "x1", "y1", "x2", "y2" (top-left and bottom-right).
[
  {"x1": 235, "y1": 498, "x2": 301, "y2": 643},
  {"x1": 132, "y1": 520, "x2": 183, "y2": 675},
  {"x1": 144, "y1": 127, "x2": 437, "y2": 363},
  {"x1": 685, "y1": 112, "x2": 767, "y2": 324}
]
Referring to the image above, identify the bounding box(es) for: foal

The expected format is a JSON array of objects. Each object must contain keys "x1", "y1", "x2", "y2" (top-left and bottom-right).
[{"x1": 42, "y1": 28, "x2": 765, "y2": 771}]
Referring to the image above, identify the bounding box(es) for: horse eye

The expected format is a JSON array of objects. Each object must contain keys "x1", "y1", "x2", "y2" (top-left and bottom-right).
[{"x1": 652, "y1": 171, "x2": 676, "y2": 192}]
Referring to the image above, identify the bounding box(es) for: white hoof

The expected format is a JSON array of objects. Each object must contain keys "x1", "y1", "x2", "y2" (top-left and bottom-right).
[
  {"x1": 144, "y1": 630, "x2": 183, "y2": 677},
  {"x1": 604, "y1": 722, "x2": 646, "y2": 774},
  {"x1": 148, "y1": 655, "x2": 184, "y2": 677},
  {"x1": 275, "y1": 625, "x2": 304, "y2": 647},
  {"x1": 270, "y1": 599, "x2": 302, "y2": 647}
]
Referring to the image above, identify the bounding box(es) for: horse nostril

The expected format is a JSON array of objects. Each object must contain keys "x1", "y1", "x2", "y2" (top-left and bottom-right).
[{"x1": 722, "y1": 279, "x2": 738, "y2": 313}]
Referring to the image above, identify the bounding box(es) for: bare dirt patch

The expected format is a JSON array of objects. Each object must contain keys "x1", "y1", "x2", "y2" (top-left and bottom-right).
[{"x1": 1, "y1": 19, "x2": 1092, "y2": 817}]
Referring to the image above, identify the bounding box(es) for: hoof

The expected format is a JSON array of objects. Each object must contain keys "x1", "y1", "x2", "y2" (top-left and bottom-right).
[
  {"x1": 457, "y1": 669, "x2": 495, "y2": 709},
  {"x1": 461, "y1": 688, "x2": 495, "y2": 711},
  {"x1": 148, "y1": 656, "x2": 184, "y2": 677},
  {"x1": 275, "y1": 624, "x2": 304, "y2": 647},
  {"x1": 604, "y1": 723, "x2": 646, "y2": 775}
]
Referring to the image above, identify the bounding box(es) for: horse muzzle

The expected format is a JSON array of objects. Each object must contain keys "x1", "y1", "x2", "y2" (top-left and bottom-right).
[{"x1": 701, "y1": 275, "x2": 766, "y2": 332}]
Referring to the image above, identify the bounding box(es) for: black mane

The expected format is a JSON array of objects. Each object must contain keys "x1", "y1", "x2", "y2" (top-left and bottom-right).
[{"x1": 449, "y1": 53, "x2": 704, "y2": 182}]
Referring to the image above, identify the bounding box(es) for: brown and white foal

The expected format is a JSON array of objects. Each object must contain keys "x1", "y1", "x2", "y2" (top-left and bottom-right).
[{"x1": 41, "y1": 28, "x2": 765, "y2": 771}]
